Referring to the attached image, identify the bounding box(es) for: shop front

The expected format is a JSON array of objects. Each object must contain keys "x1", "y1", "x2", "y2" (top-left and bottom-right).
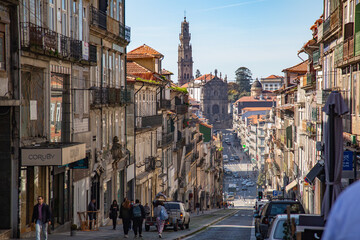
[{"x1": 20, "y1": 142, "x2": 86, "y2": 236}]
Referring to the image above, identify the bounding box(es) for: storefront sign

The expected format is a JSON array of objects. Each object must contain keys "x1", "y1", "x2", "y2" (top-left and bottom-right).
[
  {"x1": 82, "y1": 42, "x2": 89, "y2": 60},
  {"x1": 69, "y1": 157, "x2": 88, "y2": 169},
  {"x1": 343, "y1": 151, "x2": 353, "y2": 171},
  {"x1": 22, "y1": 143, "x2": 86, "y2": 166}
]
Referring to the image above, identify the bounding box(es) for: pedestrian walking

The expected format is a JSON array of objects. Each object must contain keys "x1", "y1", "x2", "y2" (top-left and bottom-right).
[
  {"x1": 195, "y1": 202, "x2": 200, "y2": 215},
  {"x1": 109, "y1": 200, "x2": 119, "y2": 230},
  {"x1": 120, "y1": 199, "x2": 132, "y2": 238},
  {"x1": 154, "y1": 201, "x2": 167, "y2": 238},
  {"x1": 129, "y1": 200, "x2": 134, "y2": 231},
  {"x1": 144, "y1": 203, "x2": 151, "y2": 217},
  {"x1": 31, "y1": 196, "x2": 51, "y2": 240},
  {"x1": 88, "y1": 198, "x2": 97, "y2": 230},
  {"x1": 131, "y1": 199, "x2": 146, "y2": 238}
]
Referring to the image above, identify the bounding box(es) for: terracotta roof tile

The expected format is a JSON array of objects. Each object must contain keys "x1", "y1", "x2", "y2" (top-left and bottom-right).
[
  {"x1": 242, "y1": 107, "x2": 272, "y2": 112},
  {"x1": 127, "y1": 61, "x2": 162, "y2": 81},
  {"x1": 161, "y1": 69, "x2": 173, "y2": 75},
  {"x1": 235, "y1": 96, "x2": 276, "y2": 104},
  {"x1": 195, "y1": 74, "x2": 215, "y2": 81},
  {"x1": 282, "y1": 60, "x2": 308, "y2": 73},
  {"x1": 181, "y1": 83, "x2": 189, "y2": 88},
  {"x1": 264, "y1": 75, "x2": 283, "y2": 79},
  {"x1": 128, "y1": 44, "x2": 163, "y2": 59}
]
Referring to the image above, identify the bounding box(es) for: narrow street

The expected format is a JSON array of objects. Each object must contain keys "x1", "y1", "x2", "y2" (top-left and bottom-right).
[{"x1": 186, "y1": 208, "x2": 254, "y2": 240}]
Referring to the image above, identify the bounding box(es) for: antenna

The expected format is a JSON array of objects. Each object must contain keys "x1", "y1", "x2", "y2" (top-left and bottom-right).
[{"x1": 184, "y1": 10, "x2": 186, "y2": 21}]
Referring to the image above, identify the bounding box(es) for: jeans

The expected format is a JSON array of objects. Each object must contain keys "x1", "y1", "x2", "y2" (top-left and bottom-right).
[
  {"x1": 35, "y1": 220, "x2": 48, "y2": 240},
  {"x1": 122, "y1": 218, "x2": 131, "y2": 235},
  {"x1": 133, "y1": 218, "x2": 143, "y2": 235}
]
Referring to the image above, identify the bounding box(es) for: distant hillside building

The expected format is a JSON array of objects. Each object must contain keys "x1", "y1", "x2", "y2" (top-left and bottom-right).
[
  {"x1": 200, "y1": 70, "x2": 230, "y2": 127},
  {"x1": 260, "y1": 75, "x2": 284, "y2": 91}
]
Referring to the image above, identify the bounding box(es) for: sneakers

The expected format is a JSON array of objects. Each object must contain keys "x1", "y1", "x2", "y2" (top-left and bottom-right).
[
  {"x1": 124, "y1": 234, "x2": 128, "y2": 238},
  {"x1": 134, "y1": 235, "x2": 138, "y2": 238},
  {"x1": 159, "y1": 234, "x2": 162, "y2": 238},
  {"x1": 139, "y1": 234, "x2": 143, "y2": 238}
]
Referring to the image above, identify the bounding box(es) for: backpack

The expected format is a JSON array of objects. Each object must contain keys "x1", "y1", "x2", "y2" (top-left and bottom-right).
[
  {"x1": 159, "y1": 206, "x2": 168, "y2": 220},
  {"x1": 133, "y1": 205, "x2": 142, "y2": 218}
]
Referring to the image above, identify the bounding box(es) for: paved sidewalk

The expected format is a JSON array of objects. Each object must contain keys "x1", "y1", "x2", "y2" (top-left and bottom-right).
[{"x1": 48, "y1": 209, "x2": 238, "y2": 240}]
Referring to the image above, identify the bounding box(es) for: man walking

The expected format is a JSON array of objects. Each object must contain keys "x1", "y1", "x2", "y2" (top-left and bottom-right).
[
  {"x1": 131, "y1": 199, "x2": 145, "y2": 238},
  {"x1": 88, "y1": 198, "x2": 97, "y2": 230},
  {"x1": 31, "y1": 196, "x2": 51, "y2": 240}
]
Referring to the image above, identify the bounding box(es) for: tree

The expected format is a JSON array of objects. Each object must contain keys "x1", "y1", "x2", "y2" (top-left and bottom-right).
[
  {"x1": 195, "y1": 69, "x2": 202, "y2": 78},
  {"x1": 235, "y1": 67, "x2": 252, "y2": 93}
]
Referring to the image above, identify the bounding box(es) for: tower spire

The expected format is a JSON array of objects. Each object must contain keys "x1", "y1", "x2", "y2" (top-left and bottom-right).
[{"x1": 178, "y1": 17, "x2": 193, "y2": 86}]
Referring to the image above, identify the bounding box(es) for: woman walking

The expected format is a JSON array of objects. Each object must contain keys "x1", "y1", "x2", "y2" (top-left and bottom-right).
[
  {"x1": 109, "y1": 200, "x2": 119, "y2": 230},
  {"x1": 154, "y1": 201, "x2": 167, "y2": 238},
  {"x1": 120, "y1": 199, "x2": 132, "y2": 238}
]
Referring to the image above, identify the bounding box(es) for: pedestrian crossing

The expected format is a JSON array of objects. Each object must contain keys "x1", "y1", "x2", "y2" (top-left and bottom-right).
[{"x1": 224, "y1": 162, "x2": 255, "y2": 172}]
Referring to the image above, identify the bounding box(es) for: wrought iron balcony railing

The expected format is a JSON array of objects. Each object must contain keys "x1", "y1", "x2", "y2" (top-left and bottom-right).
[
  {"x1": 136, "y1": 115, "x2": 162, "y2": 129},
  {"x1": 176, "y1": 104, "x2": 188, "y2": 115},
  {"x1": 158, "y1": 99, "x2": 171, "y2": 110},
  {"x1": 90, "y1": 5, "x2": 131, "y2": 42},
  {"x1": 313, "y1": 50, "x2": 320, "y2": 65},
  {"x1": 120, "y1": 88, "x2": 132, "y2": 104},
  {"x1": 20, "y1": 22, "x2": 96, "y2": 63},
  {"x1": 157, "y1": 132, "x2": 174, "y2": 148},
  {"x1": 186, "y1": 143, "x2": 194, "y2": 154},
  {"x1": 109, "y1": 88, "x2": 117, "y2": 105}
]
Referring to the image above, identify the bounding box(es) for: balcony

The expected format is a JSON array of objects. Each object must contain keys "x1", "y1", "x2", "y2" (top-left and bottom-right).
[
  {"x1": 157, "y1": 132, "x2": 174, "y2": 148},
  {"x1": 334, "y1": 42, "x2": 343, "y2": 64},
  {"x1": 301, "y1": 73, "x2": 316, "y2": 89},
  {"x1": 158, "y1": 99, "x2": 171, "y2": 110},
  {"x1": 306, "y1": 122, "x2": 316, "y2": 137},
  {"x1": 330, "y1": 8, "x2": 340, "y2": 32},
  {"x1": 323, "y1": 17, "x2": 330, "y2": 36},
  {"x1": 313, "y1": 50, "x2": 320, "y2": 65},
  {"x1": 136, "y1": 115, "x2": 162, "y2": 130},
  {"x1": 90, "y1": 5, "x2": 131, "y2": 43},
  {"x1": 109, "y1": 88, "x2": 117, "y2": 105},
  {"x1": 20, "y1": 22, "x2": 96, "y2": 63},
  {"x1": 175, "y1": 104, "x2": 188, "y2": 115},
  {"x1": 121, "y1": 88, "x2": 132, "y2": 105}
]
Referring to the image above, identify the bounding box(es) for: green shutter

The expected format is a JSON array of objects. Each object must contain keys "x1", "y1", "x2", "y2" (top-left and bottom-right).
[
  {"x1": 199, "y1": 124, "x2": 212, "y2": 142},
  {"x1": 355, "y1": 4, "x2": 360, "y2": 33}
]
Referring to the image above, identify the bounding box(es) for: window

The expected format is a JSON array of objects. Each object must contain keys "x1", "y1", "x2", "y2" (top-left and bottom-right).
[
  {"x1": 350, "y1": 0, "x2": 354, "y2": 22},
  {"x1": 345, "y1": 4, "x2": 348, "y2": 24},
  {"x1": 62, "y1": 0, "x2": 67, "y2": 10},
  {"x1": 49, "y1": 1, "x2": 55, "y2": 30},
  {"x1": 0, "y1": 29, "x2": 5, "y2": 71}
]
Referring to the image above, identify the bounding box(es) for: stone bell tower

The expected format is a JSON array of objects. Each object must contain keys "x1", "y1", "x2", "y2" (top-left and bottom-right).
[{"x1": 178, "y1": 17, "x2": 193, "y2": 86}]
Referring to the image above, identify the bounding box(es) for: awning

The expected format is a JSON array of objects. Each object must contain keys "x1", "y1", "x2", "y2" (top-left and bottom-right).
[
  {"x1": 285, "y1": 180, "x2": 298, "y2": 192},
  {"x1": 21, "y1": 143, "x2": 86, "y2": 166}
]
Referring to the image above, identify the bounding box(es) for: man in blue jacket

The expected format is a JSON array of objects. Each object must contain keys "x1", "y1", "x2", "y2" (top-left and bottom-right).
[{"x1": 31, "y1": 196, "x2": 51, "y2": 240}]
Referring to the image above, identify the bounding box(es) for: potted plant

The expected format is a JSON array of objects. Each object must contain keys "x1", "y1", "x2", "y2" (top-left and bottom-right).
[{"x1": 70, "y1": 224, "x2": 77, "y2": 236}]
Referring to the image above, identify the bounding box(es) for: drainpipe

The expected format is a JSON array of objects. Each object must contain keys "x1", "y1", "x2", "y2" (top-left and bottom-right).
[{"x1": 133, "y1": 81, "x2": 145, "y2": 200}]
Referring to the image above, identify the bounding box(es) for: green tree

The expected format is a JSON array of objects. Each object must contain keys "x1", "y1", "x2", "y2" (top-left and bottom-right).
[
  {"x1": 235, "y1": 67, "x2": 252, "y2": 93},
  {"x1": 195, "y1": 69, "x2": 202, "y2": 78}
]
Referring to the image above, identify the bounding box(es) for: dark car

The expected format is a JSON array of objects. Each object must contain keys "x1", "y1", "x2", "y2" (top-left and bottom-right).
[
  {"x1": 234, "y1": 156, "x2": 240, "y2": 160},
  {"x1": 254, "y1": 200, "x2": 305, "y2": 240}
]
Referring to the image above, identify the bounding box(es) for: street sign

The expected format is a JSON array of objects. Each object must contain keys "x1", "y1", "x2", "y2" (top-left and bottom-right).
[
  {"x1": 273, "y1": 190, "x2": 278, "y2": 196},
  {"x1": 343, "y1": 151, "x2": 353, "y2": 171}
]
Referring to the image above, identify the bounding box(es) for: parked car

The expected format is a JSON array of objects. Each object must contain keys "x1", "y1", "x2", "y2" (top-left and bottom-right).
[
  {"x1": 254, "y1": 200, "x2": 305, "y2": 239},
  {"x1": 265, "y1": 214, "x2": 300, "y2": 240},
  {"x1": 229, "y1": 156, "x2": 235, "y2": 161},
  {"x1": 234, "y1": 156, "x2": 240, "y2": 160},
  {"x1": 163, "y1": 202, "x2": 190, "y2": 231},
  {"x1": 254, "y1": 199, "x2": 269, "y2": 214}
]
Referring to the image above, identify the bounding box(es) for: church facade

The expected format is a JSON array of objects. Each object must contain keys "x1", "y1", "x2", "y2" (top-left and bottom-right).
[
  {"x1": 200, "y1": 70, "x2": 230, "y2": 128},
  {"x1": 178, "y1": 17, "x2": 193, "y2": 87}
]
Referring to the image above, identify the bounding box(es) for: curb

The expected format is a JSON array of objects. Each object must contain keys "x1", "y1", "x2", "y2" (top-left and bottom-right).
[{"x1": 175, "y1": 209, "x2": 239, "y2": 240}]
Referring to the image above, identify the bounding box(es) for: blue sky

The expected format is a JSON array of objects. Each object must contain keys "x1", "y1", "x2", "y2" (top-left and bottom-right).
[{"x1": 126, "y1": 0, "x2": 322, "y2": 83}]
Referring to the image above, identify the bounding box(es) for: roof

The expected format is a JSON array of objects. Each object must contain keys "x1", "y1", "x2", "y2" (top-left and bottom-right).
[
  {"x1": 235, "y1": 95, "x2": 276, "y2": 104},
  {"x1": 195, "y1": 74, "x2": 215, "y2": 82},
  {"x1": 181, "y1": 83, "x2": 189, "y2": 88},
  {"x1": 242, "y1": 110, "x2": 269, "y2": 119},
  {"x1": 128, "y1": 44, "x2": 164, "y2": 59},
  {"x1": 127, "y1": 61, "x2": 163, "y2": 82},
  {"x1": 242, "y1": 107, "x2": 272, "y2": 112},
  {"x1": 264, "y1": 75, "x2": 283, "y2": 79},
  {"x1": 282, "y1": 60, "x2": 308, "y2": 73},
  {"x1": 252, "y1": 79, "x2": 262, "y2": 88},
  {"x1": 200, "y1": 121, "x2": 212, "y2": 128},
  {"x1": 161, "y1": 69, "x2": 173, "y2": 75}
]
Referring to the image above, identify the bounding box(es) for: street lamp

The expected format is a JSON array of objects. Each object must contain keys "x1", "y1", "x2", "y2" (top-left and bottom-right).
[{"x1": 111, "y1": 136, "x2": 123, "y2": 169}]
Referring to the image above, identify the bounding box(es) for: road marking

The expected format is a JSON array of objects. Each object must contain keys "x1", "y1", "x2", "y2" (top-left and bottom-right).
[
  {"x1": 241, "y1": 214, "x2": 245, "y2": 216},
  {"x1": 235, "y1": 214, "x2": 238, "y2": 216}
]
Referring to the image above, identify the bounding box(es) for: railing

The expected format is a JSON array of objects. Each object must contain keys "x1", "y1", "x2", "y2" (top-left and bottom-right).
[
  {"x1": 120, "y1": 88, "x2": 132, "y2": 104},
  {"x1": 306, "y1": 122, "x2": 316, "y2": 136},
  {"x1": 197, "y1": 135, "x2": 203, "y2": 143},
  {"x1": 159, "y1": 99, "x2": 171, "y2": 110},
  {"x1": 302, "y1": 73, "x2": 316, "y2": 88},
  {"x1": 334, "y1": 42, "x2": 343, "y2": 64},
  {"x1": 109, "y1": 88, "x2": 117, "y2": 105},
  {"x1": 176, "y1": 104, "x2": 188, "y2": 115},
  {"x1": 90, "y1": 5, "x2": 131, "y2": 42},
  {"x1": 92, "y1": 88, "x2": 102, "y2": 105},
  {"x1": 323, "y1": 17, "x2": 330, "y2": 36},
  {"x1": 20, "y1": 22, "x2": 96, "y2": 63},
  {"x1": 90, "y1": 5, "x2": 107, "y2": 30},
  {"x1": 101, "y1": 87, "x2": 109, "y2": 104},
  {"x1": 136, "y1": 115, "x2": 162, "y2": 129},
  {"x1": 313, "y1": 50, "x2": 320, "y2": 65},
  {"x1": 157, "y1": 132, "x2": 174, "y2": 148},
  {"x1": 343, "y1": 36, "x2": 354, "y2": 61}
]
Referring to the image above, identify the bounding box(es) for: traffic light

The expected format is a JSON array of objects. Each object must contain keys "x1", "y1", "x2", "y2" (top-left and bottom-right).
[
  {"x1": 242, "y1": 144, "x2": 246, "y2": 148},
  {"x1": 258, "y1": 191, "x2": 263, "y2": 200}
]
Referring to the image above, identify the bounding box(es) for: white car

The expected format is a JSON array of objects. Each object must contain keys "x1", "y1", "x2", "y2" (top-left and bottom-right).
[{"x1": 265, "y1": 214, "x2": 300, "y2": 240}]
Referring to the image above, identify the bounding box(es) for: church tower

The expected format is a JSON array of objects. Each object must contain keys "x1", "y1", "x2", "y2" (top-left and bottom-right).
[{"x1": 178, "y1": 17, "x2": 193, "y2": 86}]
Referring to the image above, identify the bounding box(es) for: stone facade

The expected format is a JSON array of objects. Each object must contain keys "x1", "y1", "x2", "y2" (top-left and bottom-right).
[
  {"x1": 178, "y1": 17, "x2": 193, "y2": 86},
  {"x1": 200, "y1": 70, "x2": 230, "y2": 127}
]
